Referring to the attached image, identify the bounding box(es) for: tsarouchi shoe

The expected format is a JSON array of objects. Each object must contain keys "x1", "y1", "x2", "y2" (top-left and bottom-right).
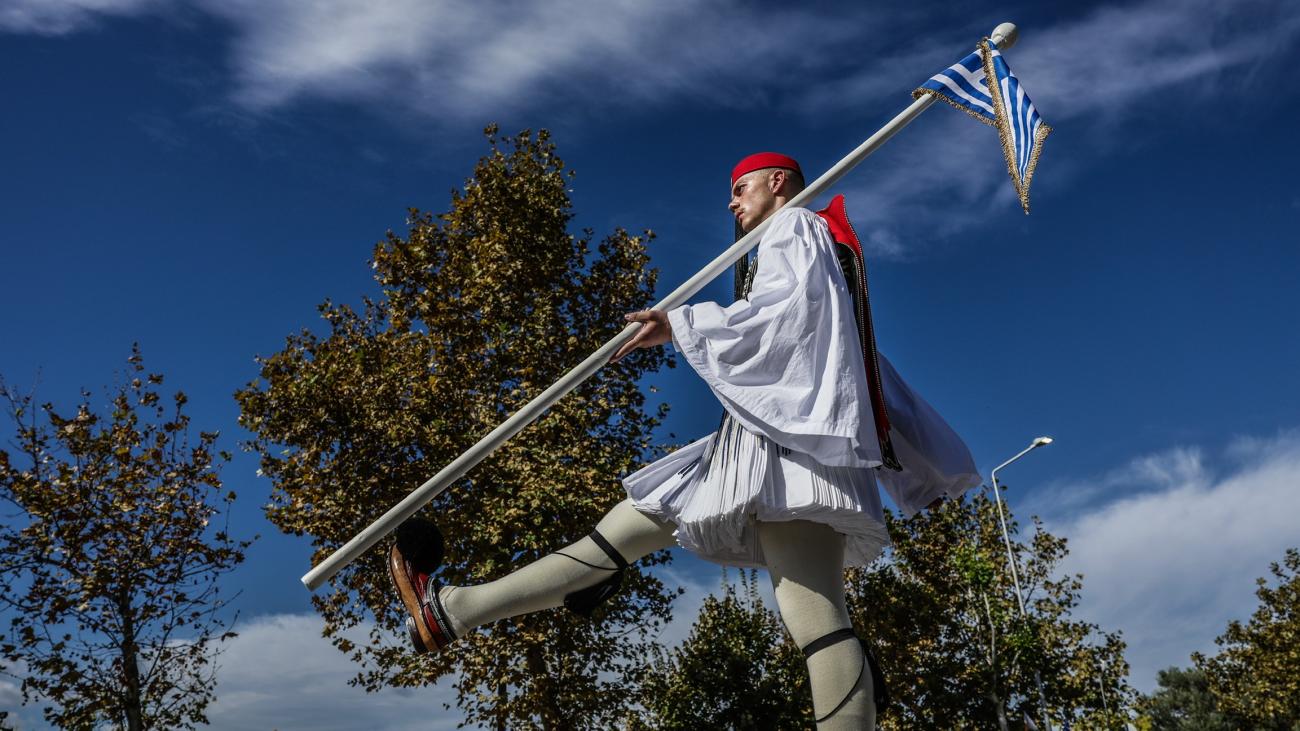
[{"x1": 387, "y1": 518, "x2": 456, "y2": 654}]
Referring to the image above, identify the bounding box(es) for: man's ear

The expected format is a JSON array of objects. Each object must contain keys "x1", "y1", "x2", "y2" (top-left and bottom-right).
[{"x1": 768, "y1": 169, "x2": 786, "y2": 195}]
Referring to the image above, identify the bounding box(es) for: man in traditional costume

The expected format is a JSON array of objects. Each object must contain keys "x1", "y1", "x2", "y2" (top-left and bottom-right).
[{"x1": 390, "y1": 152, "x2": 980, "y2": 728}]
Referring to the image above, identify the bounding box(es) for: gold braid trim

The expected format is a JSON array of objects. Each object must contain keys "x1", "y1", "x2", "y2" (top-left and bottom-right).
[
  {"x1": 1019, "y1": 122, "x2": 1052, "y2": 214},
  {"x1": 911, "y1": 87, "x2": 997, "y2": 128},
  {"x1": 980, "y1": 38, "x2": 1051, "y2": 214}
]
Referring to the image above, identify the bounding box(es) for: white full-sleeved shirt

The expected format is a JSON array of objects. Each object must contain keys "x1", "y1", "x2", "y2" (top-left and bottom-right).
[{"x1": 667, "y1": 206, "x2": 881, "y2": 470}]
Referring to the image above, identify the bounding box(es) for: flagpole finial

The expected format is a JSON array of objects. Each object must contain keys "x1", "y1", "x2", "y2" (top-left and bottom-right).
[{"x1": 990, "y1": 22, "x2": 1018, "y2": 49}]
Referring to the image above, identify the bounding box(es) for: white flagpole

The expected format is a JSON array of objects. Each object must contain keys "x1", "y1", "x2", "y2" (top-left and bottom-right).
[{"x1": 301, "y1": 23, "x2": 1021, "y2": 591}]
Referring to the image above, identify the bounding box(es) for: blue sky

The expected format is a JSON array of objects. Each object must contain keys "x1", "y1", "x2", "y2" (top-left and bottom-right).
[{"x1": 2, "y1": 0, "x2": 1298, "y2": 727}]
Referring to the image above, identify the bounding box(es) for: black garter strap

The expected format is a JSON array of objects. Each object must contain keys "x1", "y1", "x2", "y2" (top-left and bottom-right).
[
  {"x1": 802, "y1": 627, "x2": 859, "y2": 659},
  {"x1": 801, "y1": 628, "x2": 878, "y2": 725},
  {"x1": 560, "y1": 529, "x2": 628, "y2": 616},
  {"x1": 586, "y1": 529, "x2": 629, "y2": 570}
]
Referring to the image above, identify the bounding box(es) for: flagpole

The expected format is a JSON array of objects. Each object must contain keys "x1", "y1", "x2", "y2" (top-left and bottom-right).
[{"x1": 300, "y1": 23, "x2": 1021, "y2": 591}]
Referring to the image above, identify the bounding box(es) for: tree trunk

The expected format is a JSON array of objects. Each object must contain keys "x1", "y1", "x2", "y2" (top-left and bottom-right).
[
  {"x1": 525, "y1": 646, "x2": 567, "y2": 731},
  {"x1": 118, "y1": 592, "x2": 145, "y2": 731},
  {"x1": 495, "y1": 675, "x2": 507, "y2": 731},
  {"x1": 988, "y1": 691, "x2": 1010, "y2": 731}
]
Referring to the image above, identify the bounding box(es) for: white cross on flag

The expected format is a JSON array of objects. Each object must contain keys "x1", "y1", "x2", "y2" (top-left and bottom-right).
[{"x1": 914, "y1": 39, "x2": 1051, "y2": 213}]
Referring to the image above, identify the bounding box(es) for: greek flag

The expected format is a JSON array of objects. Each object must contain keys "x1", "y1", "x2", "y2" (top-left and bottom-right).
[{"x1": 914, "y1": 39, "x2": 1050, "y2": 213}]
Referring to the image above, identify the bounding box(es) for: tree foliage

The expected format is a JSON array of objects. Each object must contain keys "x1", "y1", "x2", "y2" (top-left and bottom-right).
[
  {"x1": 1194, "y1": 547, "x2": 1300, "y2": 730},
  {"x1": 1137, "y1": 666, "x2": 1238, "y2": 731},
  {"x1": 236, "y1": 127, "x2": 676, "y2": 728},
  {"x1": 629, "y1": 570, "x2": 813, "y2": 730},
  {"x1": 847, "y1": 491, "x2": 1133, "y2": 731},
  {"x1": 0, "y1": 347, "x2": 250, "y2": 730}
]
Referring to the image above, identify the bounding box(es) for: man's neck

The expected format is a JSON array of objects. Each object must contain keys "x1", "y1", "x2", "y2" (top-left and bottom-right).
[{"x1": 749, "y1": 197, "x2": 793, "y2": 232}]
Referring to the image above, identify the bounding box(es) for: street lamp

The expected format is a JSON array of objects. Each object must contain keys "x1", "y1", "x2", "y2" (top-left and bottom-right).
[
  {"x1": 990, "y1": 436, "x2": 1052, "y2": 614},
  {"x1": 989, "y1": 436, "x2": 1054, "y2": 730}
]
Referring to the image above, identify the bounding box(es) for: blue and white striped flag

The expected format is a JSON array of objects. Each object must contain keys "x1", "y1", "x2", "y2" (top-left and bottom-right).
[{"x1": 914, "y1": 39, "x2": 1050, "y2": 213}]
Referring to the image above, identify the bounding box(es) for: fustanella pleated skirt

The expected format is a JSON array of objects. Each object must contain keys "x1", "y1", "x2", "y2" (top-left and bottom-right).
[{"x1": 623, "y1": 413, "x2": 889, "y2": 568}]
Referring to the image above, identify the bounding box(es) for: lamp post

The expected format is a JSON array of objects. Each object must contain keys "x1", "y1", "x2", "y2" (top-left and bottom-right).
[
  {"x1": 990, "y1": 436, "x2": 1052, "y2": 613},
  {"x1": 989, "y1": 436, "x2": 1054, "y2": 730},
  {"x1": 1086, "y1": 627, "x2": 1125, "y2": 730},
  {"x1": 1096, "y1": 654, "x2": 1112, "y2": 729}
]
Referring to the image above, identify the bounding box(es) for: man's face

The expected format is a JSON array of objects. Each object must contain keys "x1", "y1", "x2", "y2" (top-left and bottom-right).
[{"x1": 728, "y1": 169, "x2": 780, "y2": 233}]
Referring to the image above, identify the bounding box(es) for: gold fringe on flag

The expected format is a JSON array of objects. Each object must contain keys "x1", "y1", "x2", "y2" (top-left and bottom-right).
[
  {"x1": 979, "y1": 38, "x2": 1051, "y2": 214},
  {"x1": 911, "y1": 87, "x2": 999, "y2": 128}
]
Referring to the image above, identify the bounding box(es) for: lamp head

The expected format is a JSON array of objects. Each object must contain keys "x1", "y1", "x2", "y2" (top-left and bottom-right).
[{"x1": 1032, "y1": 436, "x2": 1054, "y2": 448}]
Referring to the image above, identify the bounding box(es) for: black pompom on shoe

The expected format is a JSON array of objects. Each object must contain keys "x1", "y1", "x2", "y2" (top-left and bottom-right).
[{"x1": 394, "y1": 517, "x2": 444, "y2": 574}]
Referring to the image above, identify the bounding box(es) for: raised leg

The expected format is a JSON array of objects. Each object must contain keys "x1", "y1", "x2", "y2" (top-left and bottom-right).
[{"x1": 439, "y1": 499, "x2": 677, "y2": 635}]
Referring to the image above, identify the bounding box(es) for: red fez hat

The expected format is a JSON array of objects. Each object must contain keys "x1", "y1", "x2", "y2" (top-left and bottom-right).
[{"x1": 731, "y1": 152, "x2": 802, "y2": 185}]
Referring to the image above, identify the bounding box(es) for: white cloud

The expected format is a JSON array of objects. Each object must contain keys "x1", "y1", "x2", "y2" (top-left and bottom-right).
[
  {"x1": 204, "y1": 613, "x2": 463, "y2": 731},
  {"x1": 1024, "y1": 445, "x2": 1206, "y2": 518},
  {"x1": 18, "y1": 0, "x2": 1294, "y2": 123},
  {"x1": 0, "y1": 0, "x2": 165, "y2": 35},
  {"x1": 204, "y1": 0, "x2": 1300, "y2": 127},
  {"x1": 0, "y1": 669, "x2": 38, "y2": 730},
  {"x1": 830, "y1": 111, "x2": 1012, "y2": 258},
  {"x1": 8, "y1": 0, "x2": 1297, "y2": 137},
  {"x1": 1037, "y1": 430, "x2": 1300, "y2": 692},
  {"x1": 808, "y1": 0, "x2": 1300, "y2": 123},
  {"x1": 1020, "y1": 0, "x2": 1300, "y2": 124},
  {"x1": 4, "y1": 0, "x2": 872, "y2": 115},
  {"x1": 194, "y1": 0, "x2": 871, "y2": 120}
]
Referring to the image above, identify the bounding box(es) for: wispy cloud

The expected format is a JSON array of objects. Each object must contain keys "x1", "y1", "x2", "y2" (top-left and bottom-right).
[
  {"x1": 1033, "y1": 429, "x2": 1300, "y2": 691},
  {"x1": 0, "y1": 0, "x2": 165, "y2": 35},
  {"x1": 193, "y1": 0, "x2": 872, "y2": 120},
  {"x1": 1020, "y1": 0, "x2": 1300, "y2": 124},
  {"x1": 204, "y1": 612, "x2": 462, "y2": 731},
  {"x1": 8, "y1": 1, "x2": 1297, "y2": 133},
  {"x1": 1024, "y1": 445, "x2": 1207, "y2": 518},
  {"x1": 830, "y1": 112, "x2": 1013, "y2": 257},
  {"x1": 1, "y1": 0, "x2": 872, "y2": 117},
  {"x1": 0, "y1": 660, "x2": 42, "y2": 731},
  {"x1": 0, "y1": 0, "x2": 897, "y2": 122}
]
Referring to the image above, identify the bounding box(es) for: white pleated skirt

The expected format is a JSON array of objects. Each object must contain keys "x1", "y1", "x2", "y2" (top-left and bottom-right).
[{"x1": 622, "y1": 415, "x2": 889, "y2": 568}]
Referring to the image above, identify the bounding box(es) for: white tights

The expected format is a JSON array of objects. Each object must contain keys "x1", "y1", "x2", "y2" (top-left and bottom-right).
[{"x1": 439, "y1": 499, "x2": 873, "y2": 728}]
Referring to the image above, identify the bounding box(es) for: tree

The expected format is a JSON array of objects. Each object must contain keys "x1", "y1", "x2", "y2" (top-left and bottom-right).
[
  {"x1": 629, "y1": 570, "x2": 813, "y2": 730},
  {"x1": 236, "y1": 127, "x2": 676, "y2": 728},
  {"x1": 1136, "y1": 666, "x2": 1238, "y2": 731},
  {"x1": 1194, "y1": 547, "x2": 1300, "y2": 729},
  {"x1": 0, "y1": 347, "x2": 250, "y2": 730},
  {"x1": 847, "y1": 491, "x2": 1133, "y2": 730}
]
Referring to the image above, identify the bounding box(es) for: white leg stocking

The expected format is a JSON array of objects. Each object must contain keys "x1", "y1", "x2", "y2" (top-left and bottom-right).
[
  {"x1": 758, "y1": 520, "x2": 874, "y2": 730},
  {"x1": 439, "y1": 499, "x2": 676, "y2": 636}
]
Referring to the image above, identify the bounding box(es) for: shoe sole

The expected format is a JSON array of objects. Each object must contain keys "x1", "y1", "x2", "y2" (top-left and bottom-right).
[{"x1": 388, "y1": 546, "x2": 436, "y2": 654}]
